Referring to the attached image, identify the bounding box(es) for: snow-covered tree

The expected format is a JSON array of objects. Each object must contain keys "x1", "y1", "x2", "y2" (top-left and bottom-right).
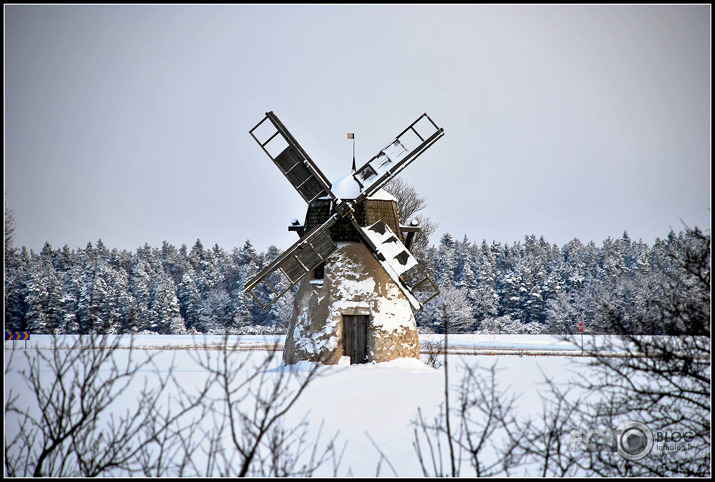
[
  {"x1": 25, "y1": 252, "x2": 64, "y2": 334},
  {"x1": 129, "y1": 260, "x2": 153, "y2": 331},
  {"x1": 435, "y1": 233, "x2": 456, "y2": 286},
  {"x1": 5, "y1": 246, "x2": 30, "y2": 331},
  {"x1": 150, "y1": 274, "x2": 182, "y2": 334},
  {"x1": 198, "y1": 287, "x2": 233, "y2": 334},
  {"x1": 177, "y1": 270, "x2": 202, "y2": 331},
  {"x1": 417, "y1": 283, "x2": 474, "y2": 333}
]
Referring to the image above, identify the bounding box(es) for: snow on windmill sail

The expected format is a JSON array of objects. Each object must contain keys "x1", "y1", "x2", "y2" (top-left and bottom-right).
[{"x1": 244, "y1": 111, "x2": 444, "y2": 364}]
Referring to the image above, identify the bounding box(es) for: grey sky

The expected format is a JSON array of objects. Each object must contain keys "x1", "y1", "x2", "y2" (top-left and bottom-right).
[{"x1": 5, "y1": 4, "x2": 711, "y2": 254}]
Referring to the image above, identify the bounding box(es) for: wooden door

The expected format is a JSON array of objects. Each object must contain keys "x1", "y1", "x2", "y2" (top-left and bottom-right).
[{"x1": 343, "y1": 315, "x2": 369, "y2": 364}]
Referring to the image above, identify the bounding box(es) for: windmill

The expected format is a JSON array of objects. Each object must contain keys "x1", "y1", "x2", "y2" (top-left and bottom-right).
[{"x1": 244, "y1": 111, "x2": 444, "y2": 364}]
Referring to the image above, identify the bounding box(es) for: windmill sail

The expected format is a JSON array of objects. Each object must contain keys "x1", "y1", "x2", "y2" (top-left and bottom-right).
[
  {"x1": 249, "y1": 112, "x2": 335, "y2": 204},
  {"x1": 244, "y1": 215, "x2": 340, "y2": 308},
  {"x1": 353, "y1": 113, "x2": 444, "y2": 203},
  {"x1": 356, "y1": 220, "x2": 440, "y2": 310}
]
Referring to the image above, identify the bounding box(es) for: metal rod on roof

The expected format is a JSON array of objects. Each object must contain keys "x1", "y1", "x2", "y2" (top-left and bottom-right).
[{"x1": 348, "y1": 132, "x2": 356, "y2": 172}]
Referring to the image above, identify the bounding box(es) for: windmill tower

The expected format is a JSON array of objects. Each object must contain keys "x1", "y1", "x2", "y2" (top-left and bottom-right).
[{"x1": 245, "y1": 112, "x2": 444, "y2": 364}]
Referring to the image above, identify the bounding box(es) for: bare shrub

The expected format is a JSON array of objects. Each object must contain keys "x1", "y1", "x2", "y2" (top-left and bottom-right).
[{"x1": 4, "y1": 332, "x2": 343, "y2": 477}]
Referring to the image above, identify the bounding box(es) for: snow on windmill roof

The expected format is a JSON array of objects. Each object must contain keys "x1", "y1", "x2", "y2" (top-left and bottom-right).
[
  {"x1": 368, "y1": 188, "x2": 397, "y2": 202},
  {"x1": 330, "y1": 174, "x2": 396, "y2": 202},
  {"x1": 330, "y1": 175, "x2": 361, "y2": 199}
]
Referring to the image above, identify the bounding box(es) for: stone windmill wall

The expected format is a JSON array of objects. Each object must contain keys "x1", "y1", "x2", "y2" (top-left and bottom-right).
[
  {"x1": 283, "y1": 242, "x2": 420, "y2": 365},
  {"x1": 283, "y1": 186, "x2": 421, "y2": 365}
]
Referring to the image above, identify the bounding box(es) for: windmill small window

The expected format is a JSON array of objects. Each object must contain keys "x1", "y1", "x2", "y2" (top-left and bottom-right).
[{"x1": 312, "y1": 262, "x2": 325, "y2": 281}]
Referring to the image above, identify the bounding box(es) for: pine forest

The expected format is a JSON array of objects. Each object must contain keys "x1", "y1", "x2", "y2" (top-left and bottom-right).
[{"x1": 5, "y1": 226, "x2": 709, "y2": 337}]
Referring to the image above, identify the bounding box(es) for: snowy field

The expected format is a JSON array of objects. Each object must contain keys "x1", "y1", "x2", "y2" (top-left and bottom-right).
[
  {"x1": 4, "y1": 334, "x2": 634, "y2": 477},
  {"x1": 4, "y1": 332, "x2": 626, "y2": 354}
]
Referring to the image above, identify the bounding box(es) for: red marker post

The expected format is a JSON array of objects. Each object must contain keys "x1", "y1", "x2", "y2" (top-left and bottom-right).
[{"x1": 579, "y1": 322, "x2": 584, "y2": 354}]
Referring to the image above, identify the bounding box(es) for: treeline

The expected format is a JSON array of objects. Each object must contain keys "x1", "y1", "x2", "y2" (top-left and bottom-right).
[
  {"x1": 415, "y1": 227, "x2": 710, "y2": 335},
  {"x1": 4, "y1": 227, "x2": 710, "y2": 335},
  {"x1": 4, "y1": 239, "x2": 290, "y2": 335}
]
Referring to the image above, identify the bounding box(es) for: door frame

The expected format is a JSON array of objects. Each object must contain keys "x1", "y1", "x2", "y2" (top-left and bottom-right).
[{"x1": 342, "y1": 314, "x2": 370, "y2": 364}]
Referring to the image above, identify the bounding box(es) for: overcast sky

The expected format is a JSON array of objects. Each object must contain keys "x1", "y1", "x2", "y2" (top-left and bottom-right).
[{"x1": 5, "y1": 4, "x2": 711, "y2": 255}]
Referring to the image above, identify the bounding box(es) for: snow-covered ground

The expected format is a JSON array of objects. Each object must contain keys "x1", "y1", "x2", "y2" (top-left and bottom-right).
[
  {"x1": 281, "y1": 353, "x2": 585, "y2": 477},
  {"x1": 3, "y1": 334, "x2": 619, "y2": 477},
  {"x1": 4, "y1": 332, "x2": 622, "y2": 354}
]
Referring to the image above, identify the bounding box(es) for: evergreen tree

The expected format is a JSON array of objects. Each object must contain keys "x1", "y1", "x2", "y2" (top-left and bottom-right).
[
  {"x1": 5, "y1": 206, "x2": 18, "y2": 264},
  {"x1": 5, "y1": 247, "x2": 30, "y2": 331},
  {"x1": 238, "y1": 240, "x2": 258, "y2": 266},
  {"x1": 161, "y1": 240, "x2": 188, "y2": 286},
  {"x1": 88, "y1": 270, "x2": 109, "y2": 333},
  {"x1": 189, "y1": 239, "x2": 205, "y2": 273},
  {"x1": 455, "y1": 259, "x2": 478, "y2": 313},
  {"x1": 102, "y1": 266, "x2": 131, "y2": 334},
  {"x1": 25, "y1": 256, "x2": 56, "y2": 333},
  {"x1": 232, "y1": 262, "x2": 257, "y2": 330},
  {"x1": 128, "y1": 260, "x2": 153, "y2": 331},
  {"x1": 177, "y1": 270, "x2": 202, "y2": 331},
  {"x1": 195, "y1": 243, "x2": 223, "y2": 295},
  {"x1": 561, "y1": 238, "x2": 586, "y2": 291},
  {"x1": 59, "y1": 264, "x2": 83, "y2": 334},
  {"x1": 198, "y1": 287, "x2": 232, "y2": 333},
  {"x1": 599, "y1": 236, "x2": 625, "y2": 281},
  {"x1": 150, "y1": 274, "x2": 182, "y2": 334},
  {"x1": 472, "y1": 241, "x2": 500, "y2": 326},
  {"x1": 497, "y1": 243, "x2": 526, "y2": 322},
  {"x1": 436, "y1": 233, "x2": 456, "y2": 286}
]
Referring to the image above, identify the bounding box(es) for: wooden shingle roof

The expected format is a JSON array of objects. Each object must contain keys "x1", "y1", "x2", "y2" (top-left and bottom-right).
[{"x1": 304, "y1": 198, "x2": 403, "y2": 242}]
